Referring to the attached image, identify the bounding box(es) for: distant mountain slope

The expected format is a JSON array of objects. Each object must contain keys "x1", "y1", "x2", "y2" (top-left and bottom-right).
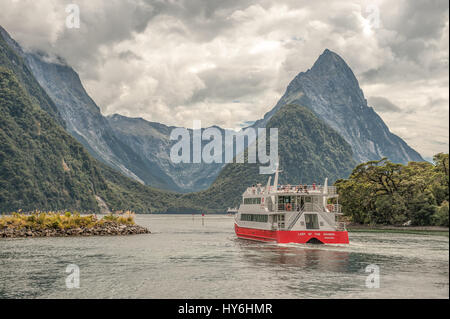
[
  {"x1": 1, "y1": 24, "x2": 423, "y2": 198},
  {"x1": 0, "y1": 35, "x2": 204, "y2": 213},
  {"x1": 0, "y1": 26, "x2": 64, "y2": 126},
  {"x1": 0, "y1": 66, "x2": 108, "y2": 212},
  {"x1": 0, "y1": 26, "x2": 234, "y2": 192},
  {"x1": 0, "y1": 66, "x2": 204, "y2": 213},
  {"x1": 23, "y1": 51, "x2": 184, "y2": 192},
  {"x1": 253, "y1": 49, "x2": 423, "y2": 164},
  {"x1": 107, "y1": 114, "x2": 230, "y2": 192},
  {"x1": 0, "y1": 26, "x2": 183, "y2": 191},
  {"x1": 185, "y1": 104, "x2": 356, "y2": 209}
]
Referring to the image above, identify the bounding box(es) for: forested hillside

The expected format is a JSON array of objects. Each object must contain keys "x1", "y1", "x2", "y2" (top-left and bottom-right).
[
  {"x1": 183, "y1": 104, "x2": 356, "y2": 210},
  {"x1": 335, "y1": 153, "x2": 449, "y2": 226}
]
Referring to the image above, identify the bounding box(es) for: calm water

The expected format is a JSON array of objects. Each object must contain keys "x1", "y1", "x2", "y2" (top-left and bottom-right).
[{"x1": 0, "y1": 215, "x2": 448, "y2": 299}]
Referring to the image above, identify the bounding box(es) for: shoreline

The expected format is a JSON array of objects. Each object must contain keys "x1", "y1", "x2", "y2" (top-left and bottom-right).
[
  {"x1": 0, "y1": 221, "x2": 150, "y2": 238},
  {"x1": 0, "y1": 212, "x2": 150, "y2": 238},
  {"x1": 347, "y1": 225, "x2": 449, "y2": 236}
]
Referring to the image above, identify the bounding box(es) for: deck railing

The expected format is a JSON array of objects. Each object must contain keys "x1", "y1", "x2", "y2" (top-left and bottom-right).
[
  {"x1": 245, "y1": 185, "x2": 338, "y2": 195},
  {"x1": 326, "y1": 204, "x2": 341, "y2": 213}
]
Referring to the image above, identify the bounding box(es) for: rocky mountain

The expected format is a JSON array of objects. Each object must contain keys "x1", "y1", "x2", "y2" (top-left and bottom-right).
[
  {"x1": 0, "y1": 64, "x2": 206, "y2": 213},
  {"x1": 184, "y1": 104, "x2": 356, "y2": 209},
  {"x1": 253, "y1": 49, "x2": 423, "y2": 164},
  {"x1": 0, "y1": 27, "x2": 64, "y2": 127},
  {"x1": 106, "y1": 114, "x2": 238, "y2": 192},
  {"x1": 1, "y1": 25, "x2": 423, "y2": 200},
  {"x1": 0, "y1": 66, "x2": 104, "y2": 212},
  {"x1": 1, "y1": 26, "x2": 237, "y2": 192},
  {"x1": 0, "y1": 29, "x2": 205, "y2": 213}
]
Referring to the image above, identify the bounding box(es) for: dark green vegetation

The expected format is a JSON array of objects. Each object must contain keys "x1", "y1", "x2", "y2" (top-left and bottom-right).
[
  {"x1": 1, "y1": 26, "x2": 447, "y2": 224},
  {"x1": 0, "y1": 66, "x2": 201, "y2": 213},
  {"x1": 0, "y1": 66, "x2": 107, "y2": 212},
  {"x1": 0, "y1": 30, "x2": 203, "y2": 214},
  {"x1": 0, "y1": 43, "x2": 357, "y2": 215},
  {"x1": 98, "y1": 163, "x2": 204, "y2": 213},
  {"x1": 336, "y1": 153, "x2": 449, "y2": 226},
  {"x1": 184, "y1": 104, "x2": 356, "y2": 209},
  {"x1": 0, "y1": 28, "x2": 63, "y2": 126}
]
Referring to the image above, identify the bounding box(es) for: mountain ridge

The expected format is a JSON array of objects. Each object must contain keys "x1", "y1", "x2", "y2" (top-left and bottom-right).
[
  {"x1": 1, "y1": 25, "x2": 424, "y2": 197},
  {"x1": 253, "y1": 49, "x2": 424, "y2": 164},
  {"x1": 0, "y1": 26, "x2": 65, "y2": 127},
  {"x1": 0, "y1": 26, "x2": 236, "y2": 192},
  {"x1": 0, "y1": 27, "x2": 203, "y2": 213},
  {"x1": 183, "y1": 103, "x2": 356, "y2": 209},
  {"x1": 0, "y1": 66, "x2": 203, "y2": 213}
]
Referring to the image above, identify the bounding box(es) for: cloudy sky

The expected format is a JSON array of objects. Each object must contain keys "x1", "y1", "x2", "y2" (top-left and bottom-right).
[{"x1": 1, "y1": 0, "x2": 448, "y2": 159}]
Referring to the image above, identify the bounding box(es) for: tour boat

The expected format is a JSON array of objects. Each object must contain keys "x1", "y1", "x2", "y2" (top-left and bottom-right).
[{"x1": 234, "y1": 164, "x2": 349, "y2": 244}]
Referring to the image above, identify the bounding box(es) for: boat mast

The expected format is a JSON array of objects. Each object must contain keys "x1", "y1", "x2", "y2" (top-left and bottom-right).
[
  {"x1": 273, "y1": 159, "x2": 281, "y2": 189},
  {"x1": 265, "y1": 176, "x2": 272, "y2": 194}
]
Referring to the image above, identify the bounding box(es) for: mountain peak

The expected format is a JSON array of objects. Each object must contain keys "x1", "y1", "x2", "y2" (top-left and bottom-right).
[
  {"x1": 309, "y1": 49, "x2": 354, "y2": 78},
  {"x1": 255, "y1": 48, "x2": 424, "y2": 164},
  {"x1": 316, "y1": 49, "x2": 344, "y2": 63}
]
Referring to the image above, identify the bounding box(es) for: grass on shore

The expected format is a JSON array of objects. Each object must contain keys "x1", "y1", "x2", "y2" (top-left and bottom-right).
[{"x1": 0, "y1": 211, "x2": 136, "y2": 230}]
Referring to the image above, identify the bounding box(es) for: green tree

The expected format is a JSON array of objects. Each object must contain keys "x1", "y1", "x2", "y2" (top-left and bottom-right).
[{"x1": 336, "y1": 154, "x2": 449, "y2": 226}]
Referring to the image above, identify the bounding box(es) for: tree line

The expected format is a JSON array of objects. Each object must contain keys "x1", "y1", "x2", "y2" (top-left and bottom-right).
[{"x1": 335, "y1": 153, "x2": 449, "y2": 226}]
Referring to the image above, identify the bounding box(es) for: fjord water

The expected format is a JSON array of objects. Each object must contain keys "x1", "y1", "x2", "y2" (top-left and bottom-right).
[{"x1": 0, "y1": 215, "x2": 448, "y2": 299}]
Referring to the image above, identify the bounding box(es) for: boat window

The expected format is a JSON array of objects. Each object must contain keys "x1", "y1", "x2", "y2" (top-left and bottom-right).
[
  {"x1": 305, "y1": 196, "x2": 312, "y2": 203},
  {"x1": 278, "y1": 196, "x2": 291, "y2": 203},
  {"x1": 240, "y1": 214, "x2": 268, "y2": 223},
  {"x1": 305, "y1": 214, "x2": 319, "y2": 229},
  {"x1": 243, "y1": 198, "x2": 261, "y2": 205}
]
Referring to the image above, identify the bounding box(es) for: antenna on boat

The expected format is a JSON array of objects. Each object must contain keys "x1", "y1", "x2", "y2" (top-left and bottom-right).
[
  {"x1": 273, "y1": 157, "x2": 281, "y2": 189},
  {"x1": 265, "y1": 176, "x2": 272, "y2": 194},
  {"x1": 323, "y1": 177, "x2": 328, "y2": 209}
]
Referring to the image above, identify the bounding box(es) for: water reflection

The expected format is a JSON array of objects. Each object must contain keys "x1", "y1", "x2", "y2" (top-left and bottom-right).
[
  {"x1": 236, "y1": 240, "x2": 351, "y2": 273},
  {"x1": 0, "y1": 215, "x2": 448, "y2": 298}
]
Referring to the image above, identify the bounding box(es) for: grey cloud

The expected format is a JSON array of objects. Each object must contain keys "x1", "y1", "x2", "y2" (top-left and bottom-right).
[
  {"x1": 381, "y1": 0, "x2": 448, "y2": 40},
  {"x1": 0, "y1": 0, "x2": 448, "y2": 158},
  {"x1": 117, "y1": 50, "x2": 142, "y2": 61},
  {"x1": 188, "y1": 67, "x2": 274, "y2": 104},
  {"x1": 368, "y1": 96, "x2": 402, "y2": 113}
]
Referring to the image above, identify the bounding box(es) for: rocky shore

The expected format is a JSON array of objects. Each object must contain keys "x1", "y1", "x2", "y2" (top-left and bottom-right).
[{"x1": 0, "y1": 221, "x2": 150, "y2": 238}]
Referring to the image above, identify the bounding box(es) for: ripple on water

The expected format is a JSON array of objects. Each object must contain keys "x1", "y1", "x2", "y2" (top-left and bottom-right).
[{"x1": 0, "y1": 215, "x2": 448, "y2": 298}]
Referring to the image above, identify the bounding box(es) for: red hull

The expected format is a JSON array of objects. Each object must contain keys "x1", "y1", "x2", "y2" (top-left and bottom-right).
[{"x1": 235, "y1": 224, "x2": 349, "y2": 244}]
